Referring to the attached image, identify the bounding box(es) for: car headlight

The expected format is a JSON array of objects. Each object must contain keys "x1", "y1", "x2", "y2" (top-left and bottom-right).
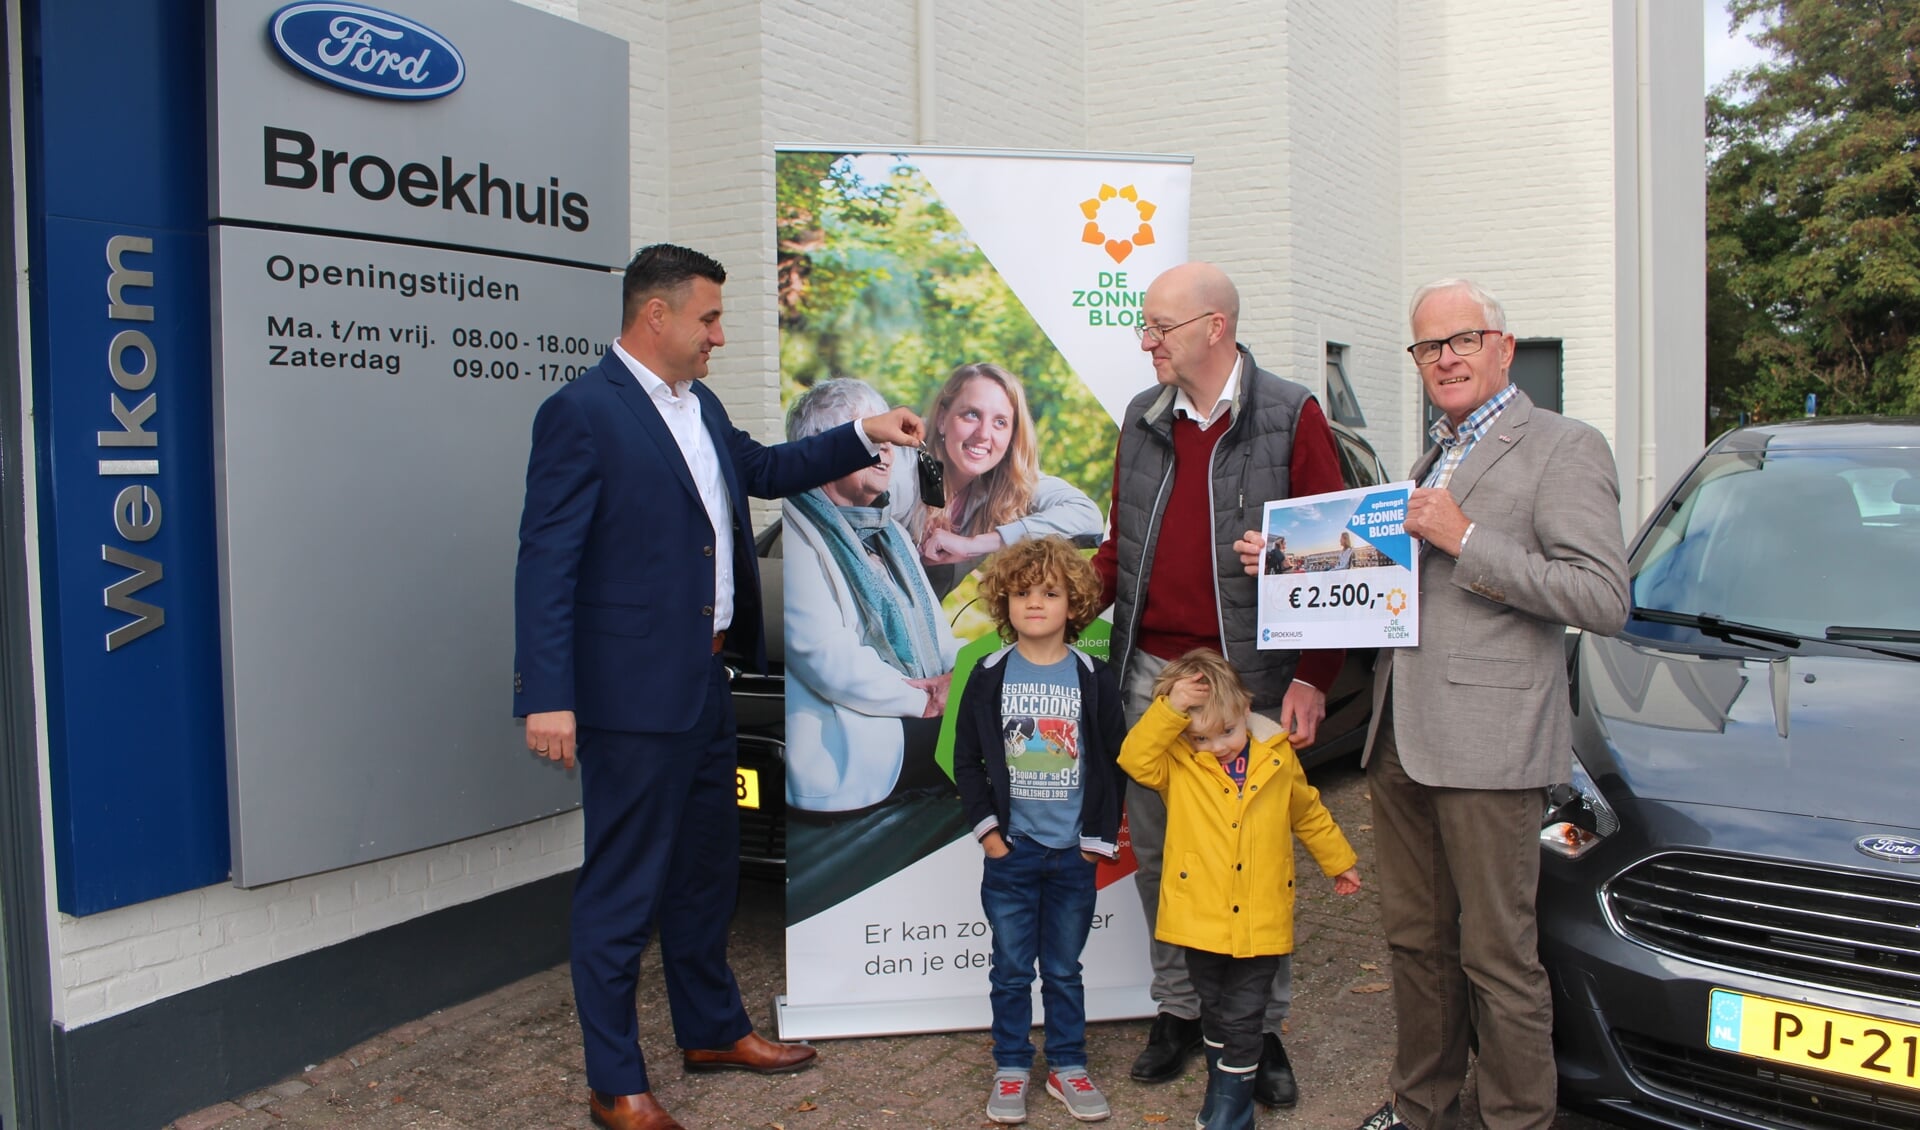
[{"x1": 1540, "y1": 753, "x2": 1620, "y2": 860}]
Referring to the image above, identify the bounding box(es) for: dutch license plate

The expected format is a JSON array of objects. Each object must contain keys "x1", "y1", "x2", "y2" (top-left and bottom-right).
[
  {"x1": 735, "y1": 766, "x2": 760, "y2": 810},
  {"x1": 1708, "y1": 988, "x2": 1920, "y2": 1092}
]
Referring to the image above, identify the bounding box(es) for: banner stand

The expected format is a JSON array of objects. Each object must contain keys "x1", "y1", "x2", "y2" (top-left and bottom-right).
[
  {"x1": 775, "y1": 145, "x2": 1191, "y2": 1041},
  {"x1": 777, "y1": 985, "x2": 1157, "y2": 1042}
]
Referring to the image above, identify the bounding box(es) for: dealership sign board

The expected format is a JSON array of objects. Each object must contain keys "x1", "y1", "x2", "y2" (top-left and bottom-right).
[
  {"x1": 25, "y1": 0, "x2": 627, "y2": 912},
  {"x1": 209, "y1": 0, "x2": 627, "y2": 886}
]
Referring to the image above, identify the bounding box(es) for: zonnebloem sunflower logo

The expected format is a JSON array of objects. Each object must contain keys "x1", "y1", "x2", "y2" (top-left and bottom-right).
[
  {"x1": 1080, "y1": 184, "x2": 1156, "y2": 263},
  {"x1": 1384, "y1": 588, "x2": 1408, "y2": 617}
]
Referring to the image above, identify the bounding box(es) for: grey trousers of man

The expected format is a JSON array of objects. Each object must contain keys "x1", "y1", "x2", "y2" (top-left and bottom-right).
[
  {"x1": 1369, "y1": 704, "x2": 1556, "y2": 1130},
  {"x1": 1121, "y1": 652, "x2": 1292, "y2": 1032}
]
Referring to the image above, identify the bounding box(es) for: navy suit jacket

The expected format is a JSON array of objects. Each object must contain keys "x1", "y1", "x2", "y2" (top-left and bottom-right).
[{"x1": 513, "y1": 351, "x2": 873, "y2": 734}]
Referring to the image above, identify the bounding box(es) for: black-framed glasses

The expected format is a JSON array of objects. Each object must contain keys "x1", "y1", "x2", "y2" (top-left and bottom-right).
[
  {"x1": 1407, "y1": 329, "x2": 1503, "y2": 366},
  {"x1": 1134, "y1": 311, "x2": 1216, "y2": 345}
]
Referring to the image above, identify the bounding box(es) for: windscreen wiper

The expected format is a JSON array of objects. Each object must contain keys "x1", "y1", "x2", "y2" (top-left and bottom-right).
[
  {"x1": 1824, "y1": 626, "x2": 1920, "y2": 661},
  {"x1": 1630, "y1": 607, "x2": 1807, "y2": 648},
  {"x1": 1827, "y1": 625, "x2": 1920, "y2": 643}
]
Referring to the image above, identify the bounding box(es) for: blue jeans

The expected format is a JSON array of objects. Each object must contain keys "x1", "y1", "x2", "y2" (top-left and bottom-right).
[{"x1": 980, "y1": 837, "x2": 1098, "y2": 1070}]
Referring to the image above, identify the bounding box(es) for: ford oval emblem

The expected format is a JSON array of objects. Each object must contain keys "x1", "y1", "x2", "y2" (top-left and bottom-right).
[
  {"x1": 269, "y1": 3, "x2": 465, "y2": 101},
  {"x1": 1855, "y1": 834, "x2": 1920, "y2": 863}
]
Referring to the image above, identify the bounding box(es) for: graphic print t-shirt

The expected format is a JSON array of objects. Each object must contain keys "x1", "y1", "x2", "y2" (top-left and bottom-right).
[
  {"x1": 1220, "y1": 745, "x2": 1250, "y2": 791},
  {"x1": 1000, "y1": 651, "x2": 1085, "y2": 850}
]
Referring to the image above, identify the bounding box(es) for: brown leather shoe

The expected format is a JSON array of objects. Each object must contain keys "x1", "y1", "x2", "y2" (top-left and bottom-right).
[
  {"x1": 681, "y1": 1030, "x2": 818, "y2": 1074},
  {"x1": 589, "y1": 1089, "x2": 684, "y2": 1130}
]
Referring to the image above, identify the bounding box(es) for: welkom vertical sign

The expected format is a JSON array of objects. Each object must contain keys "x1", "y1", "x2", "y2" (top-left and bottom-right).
[
  {"x1": 774, "y1": 147, "x2": 1192, "y2": 1037},
  {"x1": 24, "y1": 0, "x2": 230, "y2": 913}
]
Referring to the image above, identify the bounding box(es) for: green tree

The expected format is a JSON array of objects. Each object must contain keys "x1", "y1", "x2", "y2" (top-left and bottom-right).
[{"x1": 1708, "y1": 0, "x2": 1920, "y2": 425}]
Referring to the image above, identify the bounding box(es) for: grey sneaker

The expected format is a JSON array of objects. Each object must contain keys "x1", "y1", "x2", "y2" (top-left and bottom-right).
[
  {"x1": 987, "y1": 1068, "x2": 1030, "y2": 1124},
  {"x1": 1046, "y1": 1066, "x2": 1112, "y2": 1122},
  {"x1": 1356, "y1": 1101, "x2": 1410, "y2": 1130}
]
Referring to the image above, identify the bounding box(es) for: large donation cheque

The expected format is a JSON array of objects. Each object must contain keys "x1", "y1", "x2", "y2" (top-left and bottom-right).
[{"x1": 1255, "y1": 482, "x2": 1422, "y2": 651}]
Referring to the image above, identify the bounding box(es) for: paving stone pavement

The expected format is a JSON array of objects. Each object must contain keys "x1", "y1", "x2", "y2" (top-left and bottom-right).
[{"x1": 170, "y1": 761, "x2": 1623, "y2": 1129}]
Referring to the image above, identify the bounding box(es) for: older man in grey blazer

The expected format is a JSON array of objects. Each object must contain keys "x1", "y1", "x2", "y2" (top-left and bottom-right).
[{"x1": 1355, "y1": 280, "x2": 1627, "y2": 1130}]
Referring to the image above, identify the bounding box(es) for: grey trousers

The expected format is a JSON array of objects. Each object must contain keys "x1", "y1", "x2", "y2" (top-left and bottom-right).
[
  {"x1": 1122, "y1": 652, "x2": 1292, "y2": 1031},
  {"x1": 1368, "y1": 704, "x2": 1556, "y2": 1130}
]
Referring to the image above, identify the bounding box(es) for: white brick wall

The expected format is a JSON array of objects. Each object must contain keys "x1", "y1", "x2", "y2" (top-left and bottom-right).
[
  {"x1": 45, "y1": 0, "x2": 1698, "y2": 1030},
  {"x1": 1399, "y1": 0, "x2": 1620, "y2": 472},
  {"x1": 578, "y1": 0, "x2": 671, "y2": 248},
  {"x1": 1089, "y1": 0, "x2": 1296, "y2": 336},
  {"x1": 1280, "y1": 0, "x2": 1404, "y2": 465},
  {"x1": 673, "y1": 0, "x2": 780, "y2": 499},
  {"x1": 932, "y1": 2, "x2": 1085, "y2": 151},
  {"x1": 1088, "y1": 1, "x2": 1412, "y2": 465},
  {"x1": 52, "y1": 815, "x2": 584, "y2": 1027}
]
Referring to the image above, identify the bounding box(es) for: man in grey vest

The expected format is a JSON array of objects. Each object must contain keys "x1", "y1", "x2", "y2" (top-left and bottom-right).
[{"x1": 1091, "y1": 261, "x2": 1346, "y2": 1109}]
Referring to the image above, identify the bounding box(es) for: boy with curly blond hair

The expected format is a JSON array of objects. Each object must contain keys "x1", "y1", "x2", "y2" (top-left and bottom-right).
[
  {"x1": 953, "y1": 536, "x2": 1126, "y2": 1123},
  {"x1": 1120, "y1": 649, "x2": 1362, "y2": 1130}
]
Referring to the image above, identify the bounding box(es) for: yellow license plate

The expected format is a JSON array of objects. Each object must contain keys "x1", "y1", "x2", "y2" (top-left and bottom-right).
[
  {"x1": 1709, "y1": 989, "x2": 1920, "y2": 1091},
  {"x1": 735, "y1": 767, "x2": 760, "y2": 810}
]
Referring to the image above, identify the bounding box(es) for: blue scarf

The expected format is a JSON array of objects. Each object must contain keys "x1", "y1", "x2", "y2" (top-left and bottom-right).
[{"x1": 791, "y1": 489, "x2": 947, "y2": 679}]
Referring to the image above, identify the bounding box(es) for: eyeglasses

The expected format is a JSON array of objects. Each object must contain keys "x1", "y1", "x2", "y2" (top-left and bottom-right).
[
  {"x1": 1406, "y1": 329, "x2": 1503, "y2": 366},
  {"x1": 1134, "y1": 311, "x2": 1216, "y2": 345}
]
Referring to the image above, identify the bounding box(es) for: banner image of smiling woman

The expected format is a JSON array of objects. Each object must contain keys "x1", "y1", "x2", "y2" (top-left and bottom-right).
[{"x1": 892, "y1": 362, "x2": 1104, "y2": 599}]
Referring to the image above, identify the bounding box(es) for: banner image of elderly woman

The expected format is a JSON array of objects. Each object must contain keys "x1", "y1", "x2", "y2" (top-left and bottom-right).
[
  {"x1": 782, "y1": 379, "x2": 966, "y2": 923},
  {"x1": 776, "y1": 146, "x2": 1190, "y2": 1038}
]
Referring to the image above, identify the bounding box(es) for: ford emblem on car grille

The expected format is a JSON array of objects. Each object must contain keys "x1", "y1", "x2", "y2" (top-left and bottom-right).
[
  {"x1": 1855, "y1": 834, "x2": 1920, "y2": 862},
  {"x1": 270, "y1": 3, "x2": 465, "y2": 101}
]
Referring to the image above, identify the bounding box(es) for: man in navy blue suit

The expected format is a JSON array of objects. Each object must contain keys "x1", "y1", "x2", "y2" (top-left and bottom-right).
[{"x1": 514, "y1": 244, "x2": 924, "y2": 1130}]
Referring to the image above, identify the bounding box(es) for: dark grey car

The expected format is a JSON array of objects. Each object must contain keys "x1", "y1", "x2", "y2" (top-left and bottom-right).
[
  {"x1": 1539, "y1": 418, "x2": 1920, "y2": 1129},
  {"x1": 734, "y1": 418, "x2": 1391, "y2": 873}
]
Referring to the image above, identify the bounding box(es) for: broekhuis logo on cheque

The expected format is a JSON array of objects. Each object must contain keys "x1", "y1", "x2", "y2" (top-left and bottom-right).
[
  {"x1": 1071, "y1": 184, "x2": 1157, "y2": 329},
  {"x1": 270, "y1": 2, "x2": 465, "y2": 100}
]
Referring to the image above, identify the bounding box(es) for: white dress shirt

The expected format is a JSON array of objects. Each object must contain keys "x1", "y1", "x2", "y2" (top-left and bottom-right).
[
  {"x1": 611, "y1": 342, "x2": 738, "y2": 633},
  {"x1": 609, "y1": 342, "x2": 886, "y2": 635},
  {"x1": 1171, "y1": 354, "x2": 1243, "y2": 430}
]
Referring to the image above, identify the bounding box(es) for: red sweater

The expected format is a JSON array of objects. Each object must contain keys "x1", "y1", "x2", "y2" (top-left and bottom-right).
[{"x1": 1093, "y1": 398, "x2": 1345, "y2": 691}]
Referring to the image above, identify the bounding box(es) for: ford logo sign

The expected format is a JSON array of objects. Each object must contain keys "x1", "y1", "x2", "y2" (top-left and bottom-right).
[
  {"x1": 1855, "y1": 834, "x2": 1920, "y2": 863},
  {"x1": 269, "y1": 3, "x2": 464, "y2": 101}
]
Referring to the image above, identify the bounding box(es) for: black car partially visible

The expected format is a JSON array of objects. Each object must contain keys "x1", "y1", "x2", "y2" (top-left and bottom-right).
[
  {"x1": 1540, "y1": 418, "x2": 1920, "y2": 1130},
  {"x1": 733, "y1": 418, "x2": 1392, "y2": 874}
]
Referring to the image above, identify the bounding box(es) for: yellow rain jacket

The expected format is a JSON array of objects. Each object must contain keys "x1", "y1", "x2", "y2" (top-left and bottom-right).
[{"x1": 1120, "y1": 696, "x2": 1358, "y2": 957}]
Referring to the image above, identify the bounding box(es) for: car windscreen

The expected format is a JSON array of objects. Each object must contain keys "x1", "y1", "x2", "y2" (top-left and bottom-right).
[{"x1": 1629, "y1": 445, "x2": 1920, "y2": 640}]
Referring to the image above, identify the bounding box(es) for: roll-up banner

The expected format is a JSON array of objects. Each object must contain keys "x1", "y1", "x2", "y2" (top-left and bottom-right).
[{"x1": 774, "y1": 147, "x2": 1192, "y2": 1038}]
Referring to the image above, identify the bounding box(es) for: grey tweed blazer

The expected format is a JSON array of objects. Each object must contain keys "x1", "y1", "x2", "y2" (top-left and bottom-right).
[{"x1": 1363, "y1": 390, "x2": 1630, "y2": 790}]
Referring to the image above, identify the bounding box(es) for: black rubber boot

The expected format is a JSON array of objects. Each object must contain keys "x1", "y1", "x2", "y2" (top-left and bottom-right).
[
  {"x1": 1254, "y1": 1030, "x2": 1298, "y2": 1108},
  {"x1": 1196, "y1": 1038, "x2": 1223, "y2": 1129},
  {"x1": 1130, "y1": 1012, "x2": 1203, "y2": 1084}
]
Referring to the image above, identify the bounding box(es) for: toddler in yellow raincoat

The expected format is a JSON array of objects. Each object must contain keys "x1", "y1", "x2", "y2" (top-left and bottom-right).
[{"x1": 1119, "y1": 649, "x2": 1362, "y2": 1130}]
